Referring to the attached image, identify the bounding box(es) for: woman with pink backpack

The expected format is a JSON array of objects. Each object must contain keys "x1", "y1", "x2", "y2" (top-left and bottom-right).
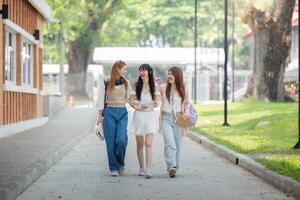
[{"x1": 159, "y1": 66, "x2": 194, "y2": 178}]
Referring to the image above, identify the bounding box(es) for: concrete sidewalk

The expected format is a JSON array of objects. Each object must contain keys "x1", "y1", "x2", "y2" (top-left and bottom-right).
[
  {"x1": 0, "y1": 108, "x2": 97, "y2": 200},
  {"x1": 15, "y1": 130, "x2": 293, "y2": 200}
]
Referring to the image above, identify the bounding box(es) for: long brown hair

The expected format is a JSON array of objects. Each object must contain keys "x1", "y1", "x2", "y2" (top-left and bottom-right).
[
  {"x1": 107, "y1": 60, "x2": 128, "y2": 92},
  {"x1": 166, "y1": 66, "x2": 185, "y2": 103}
]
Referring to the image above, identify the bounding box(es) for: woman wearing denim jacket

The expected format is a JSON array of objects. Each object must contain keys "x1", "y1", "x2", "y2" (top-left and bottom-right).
[
  {"x1": 97, "y1": 60, "x2": 131, "y2": 177},
  {"x1": 159, "y1": 66, "x2": 190, "y2": 178}
]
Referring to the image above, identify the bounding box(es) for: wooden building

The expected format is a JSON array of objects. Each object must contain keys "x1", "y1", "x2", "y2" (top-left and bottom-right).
[{"x1": 0, "y1": 0, "x2": 51, "y2": 125}]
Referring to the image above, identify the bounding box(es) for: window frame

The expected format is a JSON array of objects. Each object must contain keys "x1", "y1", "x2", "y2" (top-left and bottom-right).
[
  {"x1": 4, "y1": 28, "x2": 17, "y2": 85},
  {"x1": 21, "y1": 38, "x2": 34, "y2": 87}
]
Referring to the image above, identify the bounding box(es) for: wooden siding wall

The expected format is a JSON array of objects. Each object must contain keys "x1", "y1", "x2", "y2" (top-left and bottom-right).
[
  {"x1": 2, "y1": 0, "x2": 38, "y2": 35},
  {"x1": 1, "y1": 0, "x2": 46, "y2": 125},
  {"x1": 0, "y1": 0, "x2": 3, "y2": 125},
  {"x1": 2, "y1": 92, "x2": 37, "y2": 124},
  {"x1": 1, "y1": 24, "x2": 4, "y2": 86}
]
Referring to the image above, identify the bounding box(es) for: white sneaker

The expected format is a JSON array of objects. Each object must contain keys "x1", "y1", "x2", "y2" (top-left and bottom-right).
[
  {"x1": 110, "y1": 170, "x2": 119, "y2": 177},
  {"x1": 169, "y1": 167, "x2": 176, "y2": 178},
  {"x1": 145, "y1": 168, "x2": 153, "y2": 179},
  {"x1": 138, "y1": 168, "x2": 145, "y2": 176},
  {"x1": 118, "y1": 166, "x2": 125, "y2": 175}
]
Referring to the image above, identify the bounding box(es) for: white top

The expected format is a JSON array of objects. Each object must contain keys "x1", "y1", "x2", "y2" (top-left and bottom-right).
[
  {"x1": 96, "y1": 75, "x2": 105, "y2": 111},
  {"x1": 139, "y1": 90, "x2": 154, "y2": 108},
  {"x1": 131, "y1": 84, "x2": 161, "y2": 108},
  {"x1": 131, "y1": 91, "x2": 157, "y2": 135},
  {"x1": 163, "y1": 92, "x2": 182, "y2": 115}
]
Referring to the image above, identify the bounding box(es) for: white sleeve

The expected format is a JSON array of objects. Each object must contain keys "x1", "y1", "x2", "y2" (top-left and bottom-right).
[
  {"x1": 96, "y1": 76, "x2": 105, "y2": 111},
  {"x1": 126, "y1": 80, "x2": 132, "y2": 100}
]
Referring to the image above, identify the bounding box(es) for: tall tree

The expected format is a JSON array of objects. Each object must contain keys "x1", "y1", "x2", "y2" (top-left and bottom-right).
[
  {"x1": 242, "y1": 0, "x2": 296, "y2": 101},
  {"x1": 45, "y1": 0, "x2": 252, "y2": 84},
  {"x1": 99, "y1": 0, "x2": 195, "y2": 47},
  {"x1": 99, "y1": 0, "x2": 250, "y2": 68},
  {"x1": 46, "y1": 0, "x2": 121, "y2": 97}
]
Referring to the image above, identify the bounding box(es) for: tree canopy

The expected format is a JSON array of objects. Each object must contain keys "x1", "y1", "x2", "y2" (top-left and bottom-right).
[{"x1": 44, "y1": 0, "x2": 251, "y2": 69}]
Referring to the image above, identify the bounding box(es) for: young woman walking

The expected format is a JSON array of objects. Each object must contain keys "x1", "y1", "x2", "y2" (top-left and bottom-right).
[
  {"x1": 97, "y1": 60, "x2": 131, "y2": 177},
  {"x1": 130, "y1": 64, "x2": 160, "y2": 179},
  {"x1": 159, "y1": 66, "x2": 190, "y2": 178}
]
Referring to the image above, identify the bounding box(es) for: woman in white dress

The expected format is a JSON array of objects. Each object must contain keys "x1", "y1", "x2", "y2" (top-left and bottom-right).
[{"x1": 130, "y1": 64, "x2": 160, "y2": 179}]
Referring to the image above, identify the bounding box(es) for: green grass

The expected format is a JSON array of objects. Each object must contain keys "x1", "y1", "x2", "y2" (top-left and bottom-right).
[
  {"x1": 193, "y1": 100, "x2": 299, "y2": 154},
  {"x1": 192, "y1": 99, "x2": 300, "y2": 181},
  {"x1": 257, "y1": 155, "x2": 300, "y2": 182}
]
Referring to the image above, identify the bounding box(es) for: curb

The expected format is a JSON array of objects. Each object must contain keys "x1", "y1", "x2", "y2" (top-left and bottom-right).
[
  {"x1": 0, "y1": 117, "x2": 48, "y2": 139},
  {"x1": 189, "y1": 131, "x2": 300, "y2": 199},
  {"x1": 0, "y1": 110, "x2": 98, "y2": 200}
]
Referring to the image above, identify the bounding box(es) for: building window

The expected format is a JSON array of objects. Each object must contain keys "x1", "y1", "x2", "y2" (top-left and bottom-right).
[
  {"x1": 5, "y1": 30, "x2": 16, "y2": 83},
  {"x1": 22, "y1": 40, "x2": 34, "y2": 86}
]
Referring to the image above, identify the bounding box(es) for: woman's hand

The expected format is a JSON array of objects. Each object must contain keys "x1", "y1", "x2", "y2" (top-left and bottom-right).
[
  {"x1": 140, "y1": 105, "x2": 149, "y2": 111},
  {"x1": 181, "y1": 113, "x2": 189, "y2": 121},
  {"x1": 133, "y1": 100, "x2": 151, "y2": 112},
  {"x1": 97, "y1": 115, "x2": 104, "y2": 125},
  {"x1": 133, "y1": 100, "x2": 140, "y2": 108},
  {"x1": 130, "y1": 100, "x2": 140, "y2": 110}
]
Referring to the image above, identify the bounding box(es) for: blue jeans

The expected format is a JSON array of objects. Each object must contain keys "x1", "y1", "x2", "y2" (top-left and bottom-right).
[
  {"x1": 162, "y1": 112, "x2": 183, "y2": 170},
  {"x1": 103, "y1": 107, "x2": 128, "y2": 171}
]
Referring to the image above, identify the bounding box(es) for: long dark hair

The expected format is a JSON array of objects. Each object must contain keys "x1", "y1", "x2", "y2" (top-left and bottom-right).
[
  {"x1": 135, "y1": 64, "x2": 155, "y2": 101},
  {"x1": 166, "y1": 66, "x2": 185, "y2": 103}
]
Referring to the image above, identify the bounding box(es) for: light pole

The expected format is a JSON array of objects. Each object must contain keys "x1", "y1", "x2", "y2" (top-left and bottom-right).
[
  {"x1": 59, "y1": 22, "x2": 65, "y2": 95},
  {"x1": 194, "y1": 0, "x2": 198, "y2": 104},
  {"x1": 217, "y1": 21, "x2": 222, "y2": 101},
  {"x1": 231, "y1": 0, "x2": 235, "y2": 102},
  {"x1": 217, "y1": 23, "x2": 220, "y2": 100},
  {"x1": 293, "y1": 48, "x2": 300, "y2": 150},
  {"x1": 223, "y1": 0, "x2": 230, "y2": 126},
  {"x1": 49, "y1": 19, "x2": 65, "y2": 95}
]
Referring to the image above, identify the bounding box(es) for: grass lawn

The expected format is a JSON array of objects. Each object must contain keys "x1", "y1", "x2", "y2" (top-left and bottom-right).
[
  {"x1": 257, "y1": 155, "x2": 300, "y2": 182},
  {"x1": 192, "y1": 100, "x2": 300, "y2": 181}
]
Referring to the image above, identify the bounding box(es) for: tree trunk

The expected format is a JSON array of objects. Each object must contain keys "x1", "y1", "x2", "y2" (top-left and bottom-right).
[
  {"x1": 242, "y1": 0, "x2": 296, "y2": 101},
  {"x1": 66, "y1": 38, "x2": 90, "y2": 97},
  {"x1": 65, "y1": 0, "x2": 120, "y2": 98}
]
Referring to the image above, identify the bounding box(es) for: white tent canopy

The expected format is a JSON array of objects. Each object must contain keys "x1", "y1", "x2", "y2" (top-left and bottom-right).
[{"x1": 93, "y1": 47, "x2": 225, "y2": 65}]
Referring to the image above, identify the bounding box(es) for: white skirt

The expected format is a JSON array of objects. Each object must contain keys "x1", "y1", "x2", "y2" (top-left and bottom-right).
[{"x1": 130, "y1": 110, "x2": 157, "y2": 135}]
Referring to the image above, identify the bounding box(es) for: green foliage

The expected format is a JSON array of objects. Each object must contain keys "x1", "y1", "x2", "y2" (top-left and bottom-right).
[
  {"x1": 100, "y1": 0, "x2": 252, "y2": 69},
  {"x1": 44, "y1": 0, "x2": 121, "y2": 63},
  {"x1": 99, "y1": 0, "x2": 193, "y2": 47},
  {"x1": 44, "y1": 0, "x2": 88, "y2": 63},
  {"x1": 44, "y1": 0, "x2": 253, "y2": 69}
]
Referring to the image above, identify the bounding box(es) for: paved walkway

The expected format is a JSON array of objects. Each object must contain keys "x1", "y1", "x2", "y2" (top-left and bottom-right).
[
  {"x1": 15, "y1": 130, "x2": 293, "y2": 200},
  {"x1": 0, "y1": 108, "x2": 97, "y2": 200}
]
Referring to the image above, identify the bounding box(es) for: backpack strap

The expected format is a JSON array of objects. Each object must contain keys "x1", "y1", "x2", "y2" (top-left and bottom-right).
[{"x1": 102, "y1": 80, "x2": 109, "y2": 117}]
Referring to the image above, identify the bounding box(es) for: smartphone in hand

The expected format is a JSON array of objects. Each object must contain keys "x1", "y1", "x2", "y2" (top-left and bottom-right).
[{"x1": 140, "y1": 102, "x2": 154, "y2": 110}]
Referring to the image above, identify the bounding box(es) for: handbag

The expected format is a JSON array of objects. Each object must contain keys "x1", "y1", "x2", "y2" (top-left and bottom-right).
[
  {"x1": 175, "y1": 103, "x2": 198, "y2": 128},
  {"x1": 96, "y1": 123, "x2": 104, "y2": 141},
  {"x1": 175, "y1": 113, "x2": 190, "y2": 127}
]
